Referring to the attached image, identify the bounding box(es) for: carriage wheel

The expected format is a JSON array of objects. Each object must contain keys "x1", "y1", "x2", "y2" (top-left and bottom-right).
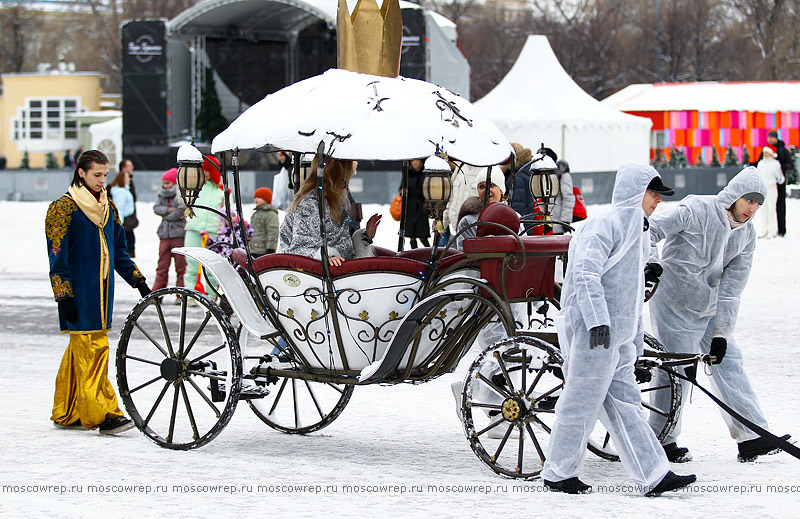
[
  {"x1": 239, "y1": 331, "x2": 354, "y2": 434},
  {"x1": 586, "y1": 333, "x2": 682, "y2": 461},
  {"x1": 116, "y1": 287, "x2": 242, "y2": 450},
  {"x1": 461, "y1": 335, "x2": 564, "y2": 479}
]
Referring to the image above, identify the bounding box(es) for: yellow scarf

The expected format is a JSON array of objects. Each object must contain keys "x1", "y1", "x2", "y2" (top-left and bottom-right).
[{"x1": 68, "y1": 184, "x2": 110, "y2": 279}]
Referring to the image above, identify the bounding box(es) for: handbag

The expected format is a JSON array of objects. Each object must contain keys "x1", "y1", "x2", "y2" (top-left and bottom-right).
[
  {"x1": 572, "y1": 186, "x2": 587, "y2": 222},
  {"x1": 123, "y1": 213, "x2": 139, "y2": 231},
  {"x1": 390, "y1": 192, "x2": 403, "y2": 221}
]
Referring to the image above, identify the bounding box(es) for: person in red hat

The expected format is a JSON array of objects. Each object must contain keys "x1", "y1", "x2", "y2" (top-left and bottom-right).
[
  {"x1": 251, "y1": 187, "x2": 279, "y2": 257},
  {"x1": 152, "y1": 168, "x2": 187, "y2": 293}
]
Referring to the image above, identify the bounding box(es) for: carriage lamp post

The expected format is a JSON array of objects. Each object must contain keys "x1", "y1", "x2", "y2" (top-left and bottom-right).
[
  {"x1": 422, "y1": 154, "x2": 453, "y2": 234},
  {"x1": 176, "y1": 143, "x2": 206, "y2": 218},
  {"x1": 529, "y1": 145, "x2": 560, "y2": 217}
]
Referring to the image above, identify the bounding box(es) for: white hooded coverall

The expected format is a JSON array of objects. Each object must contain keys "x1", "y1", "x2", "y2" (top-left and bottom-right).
[
  {"x1": 541, "y1": 163, "x2": 670, "y2": 491},
  {"x1": 647, "y1": 167, "x2": 769, "y2": 445}
]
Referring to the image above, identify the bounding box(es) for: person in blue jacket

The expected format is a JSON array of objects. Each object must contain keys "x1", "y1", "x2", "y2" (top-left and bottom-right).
[{"x1": 45, "y1": 150, "x2": 151, "y2": 435}]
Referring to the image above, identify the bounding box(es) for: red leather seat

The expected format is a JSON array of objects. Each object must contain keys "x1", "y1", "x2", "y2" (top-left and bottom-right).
[
  {"x1": 249, "y1": 253, "x2": 428, "y2": 278},
  {"x1": 462, "y1": 235, "x2": 570, "y2": 299}
]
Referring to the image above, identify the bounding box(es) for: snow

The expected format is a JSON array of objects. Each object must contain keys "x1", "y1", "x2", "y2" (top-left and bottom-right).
[
  {"x1": 2, "y1": 198, "x2": 800, "y2": 518},
  {"x1": 210, "y1": 69, "x2": 513, "y2": 167},
  {"x1": 177, "y1": 143, "x2": 204, "y2": 163}
]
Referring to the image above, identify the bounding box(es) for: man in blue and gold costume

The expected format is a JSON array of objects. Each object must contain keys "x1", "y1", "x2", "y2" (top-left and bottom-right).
[{"x1": 45, "y1": 150, "x2": 151, "y2": 435}]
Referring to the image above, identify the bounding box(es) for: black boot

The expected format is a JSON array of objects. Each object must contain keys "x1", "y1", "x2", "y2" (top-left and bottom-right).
[
  {"x1": 737, "y1": 435, "x2": 789, "y2": 462},
  {"x1": 662, "y1": 442, "x2": 692, "y2": 463},
  {"x1": 645, "y1": 471, "x2": 696, "y2": 496},
  {"x1": 544, "y1": 477, "x2": 592, "y2": 494}
]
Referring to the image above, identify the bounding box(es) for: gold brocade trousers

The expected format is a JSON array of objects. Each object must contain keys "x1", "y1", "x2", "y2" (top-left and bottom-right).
[{"x1": 51, "y1": 331, "x2": 124, "y2": 428}]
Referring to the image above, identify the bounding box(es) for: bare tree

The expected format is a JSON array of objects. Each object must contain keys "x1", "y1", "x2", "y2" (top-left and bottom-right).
[
  {"x1": 0, "y1": 3, "x2": 43, "y2": 73},
  {"x1": 728, "y1": 0, "x2": 798, "y2": 79}
]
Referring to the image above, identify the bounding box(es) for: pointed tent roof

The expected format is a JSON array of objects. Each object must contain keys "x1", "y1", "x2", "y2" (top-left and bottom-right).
[
  {"x1": 475, "y1": 35, "x2": 650, "y2": 129},
  {"x1": 473, "y1": 35, "x2": 651, "y2": 172}
]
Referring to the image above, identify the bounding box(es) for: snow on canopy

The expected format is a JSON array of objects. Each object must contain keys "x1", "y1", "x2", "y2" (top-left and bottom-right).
[
  {"x1": 473, "y1": 35, "x2": 652, "y2": 173},
  {"x1": 211, "y1": 68, "x2": 513, "y2": 166},
  {"x1": 601, "y1": 81, "x2": 800, "y2": 113}
]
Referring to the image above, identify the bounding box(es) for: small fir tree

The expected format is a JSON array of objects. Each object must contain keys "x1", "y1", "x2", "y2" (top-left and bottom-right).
[
  {"x1": 195, "y1": 67, "x2": 228, "y2": 143},
  {"x1": 668, "y1": 145, "x2": 680, "y2": 168},
  {"x1": 741, "y1": 146, "x2": 751, "y2": 166},
  {"x1": 710, "y1": 147, "x2": 722, "y2": 167},
  {"x1": 652, "y1": 148, "x2": 667, "y2": 169},
  {"x1": 20, "y1": 151, "x2": 29, "y2": 169},
  {"x1": 674, "y1": 146, "x2": 689, "y2": 168},
  {"x1": 45, "y1": 151, "x2": 59, "y2": 170},
  {"x1": 723, "y1": 144, "x2": 739, "y2": 166}
]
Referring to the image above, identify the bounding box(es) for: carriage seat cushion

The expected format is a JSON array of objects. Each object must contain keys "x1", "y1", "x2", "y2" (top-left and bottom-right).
[
  {"x1": 476, "y1": 202, "x2": 520, "y2": 237},
  {"x1": 242, "y1": 252, "x2": 429, "y2": 278}
]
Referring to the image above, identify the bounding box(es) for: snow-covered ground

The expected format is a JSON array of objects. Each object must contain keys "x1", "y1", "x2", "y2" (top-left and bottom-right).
[{"x1": 1, "y1": 198, "x2": 799, "y2": 518}]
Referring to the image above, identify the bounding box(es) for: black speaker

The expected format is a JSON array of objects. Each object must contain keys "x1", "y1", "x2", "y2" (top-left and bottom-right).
[{"x1": 122, "y1": 20, "x2": 171, "y2": 170}]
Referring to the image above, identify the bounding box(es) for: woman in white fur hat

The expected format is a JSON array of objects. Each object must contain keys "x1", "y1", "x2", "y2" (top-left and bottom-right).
[{"x1": 755, "y1": 146, "x2": 784, "y2": 238}]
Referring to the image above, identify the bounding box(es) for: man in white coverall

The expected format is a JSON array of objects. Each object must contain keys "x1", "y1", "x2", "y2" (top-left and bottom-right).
[
  {"x1": 541, "y1": 163, "x2": 696, "y2": 495},
  {"x1": 647, "y1": 167, "x2": 778, "y2": 463}
]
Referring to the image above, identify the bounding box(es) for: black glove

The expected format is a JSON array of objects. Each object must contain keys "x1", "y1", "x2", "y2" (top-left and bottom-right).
[
  {"x1": 634, "y1": 366, "x2": 652, "y2": 384},
  {"x1": 58, "y1": 298, "x2": 77, "y2": 323},
  {"x1": 589, "y1": 325, "x2": 610, "y2": 349},
  {"x1": 710, "y1": 337, "x2": 727, "y2": 364},
  {"x1": 644, "y1": 262, "x2": 663, "y2": 284},
  {"x1": 137, "y1": 283, "x2": 152, "y2": 298}
]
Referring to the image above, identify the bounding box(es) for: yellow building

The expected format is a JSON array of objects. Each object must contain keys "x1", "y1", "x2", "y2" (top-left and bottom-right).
[{"x1": 0, "y1": 72, "x2": 103, "y2": 169}]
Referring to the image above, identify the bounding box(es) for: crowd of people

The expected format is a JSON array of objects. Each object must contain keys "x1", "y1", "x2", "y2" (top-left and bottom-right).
[{"x1": 45, "y1": 143, "x2": 786, "y2": 496}]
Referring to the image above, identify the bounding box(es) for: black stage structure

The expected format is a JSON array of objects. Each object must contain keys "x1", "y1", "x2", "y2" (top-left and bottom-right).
[{"x1": 121, "y1": 0, "x2": 469, "y2": 170}]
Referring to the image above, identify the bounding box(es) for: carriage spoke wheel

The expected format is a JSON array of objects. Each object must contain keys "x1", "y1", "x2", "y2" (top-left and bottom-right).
[
  {"x1": 116, "y1": 288, "x2": 242, "y2": 450},
  {"x1": 586, "y1": 333, "x2": 682, "y2": 461},
  {"x1": 239, "y1": 331, "x2": 353, "y2": 434},
  {"x1": 461, "y1": 336, "x2": 564, "y2": 479}
]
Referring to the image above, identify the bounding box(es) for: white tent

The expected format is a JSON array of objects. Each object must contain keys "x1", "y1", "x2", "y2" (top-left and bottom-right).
[
  {"x1": 88, "y1": 116, "x2": 122, "y2": 170},
  {"x1": 474, "y1": 35, "x2": 652, "y2": 173}
]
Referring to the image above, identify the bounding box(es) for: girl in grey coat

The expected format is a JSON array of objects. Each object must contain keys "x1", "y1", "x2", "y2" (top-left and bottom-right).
[{"x1": 152, "y1": 168, "x2": 186, "y2": 291}]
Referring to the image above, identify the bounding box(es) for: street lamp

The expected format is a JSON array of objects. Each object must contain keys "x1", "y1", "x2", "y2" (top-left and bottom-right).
[
  {"x1": 176, "y1": 143, "x2": 206, "y2": 218},
  {"x1": 529, "y1": 144, "x2": 560, "y2": 216},
  {"x1": 422, "y1": 154, "x2": 452, "y2": 234}
]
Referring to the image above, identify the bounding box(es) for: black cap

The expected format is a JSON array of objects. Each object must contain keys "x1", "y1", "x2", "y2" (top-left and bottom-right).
[
  {"x1": 647, "y1": 176, "x2": 675, "y2": 196},
  {"x1": 742, "y1": 191, "x2": 765, "y2": 204},
  {"x1": 768, "y1": 130, "x2": 779, "y2": 138}
]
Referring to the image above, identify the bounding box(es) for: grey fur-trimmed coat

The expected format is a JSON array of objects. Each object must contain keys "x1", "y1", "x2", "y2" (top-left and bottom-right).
[
  {"x1": 279, "y1": 193, "x2": 372, "y2": 259},
  {"x1": 153, "y1": 186, "x2": 186, "y2": 240}
]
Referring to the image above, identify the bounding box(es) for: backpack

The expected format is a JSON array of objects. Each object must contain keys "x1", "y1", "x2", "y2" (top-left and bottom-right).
[{"x1": 572, "y1": 186, "x2": 587, "y2": 222}]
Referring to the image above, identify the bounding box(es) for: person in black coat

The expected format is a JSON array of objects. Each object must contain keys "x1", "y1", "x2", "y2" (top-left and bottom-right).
[
  {"x1": 402, "y1": 159, "x2": 431, "y2": 249},
  {"x1": 506, "y1": 143, "x2": 535, "y2": 234}
]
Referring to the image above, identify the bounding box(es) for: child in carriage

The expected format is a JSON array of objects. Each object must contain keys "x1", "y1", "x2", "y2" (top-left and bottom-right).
[{"x1": 279, "y1": 157, "x2": 381, "y2": 266}]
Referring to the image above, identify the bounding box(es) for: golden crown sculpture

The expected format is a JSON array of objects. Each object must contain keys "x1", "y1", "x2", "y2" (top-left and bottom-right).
[{"x1": 337, "y1": 0, "x2": 403, "y2": 77}]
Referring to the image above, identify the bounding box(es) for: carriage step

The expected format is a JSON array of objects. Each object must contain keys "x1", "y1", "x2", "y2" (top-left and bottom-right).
[{"x1": 239, "y1": 385, "x2": 270, "y2": 400}]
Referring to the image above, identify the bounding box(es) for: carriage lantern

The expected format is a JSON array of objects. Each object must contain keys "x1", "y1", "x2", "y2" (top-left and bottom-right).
[
  {"x1": 299, "y1": 153, "x2": 314, "y2": 187},
  {"x1": 176, "y1": 143, "x2": 206, "y2": 217},
  {"x1": 529, "y1": 144, "x2": 560, "y2": 216},
  {"x1": 422, "y1": 154, "x2": 452, "y2": 234}
]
